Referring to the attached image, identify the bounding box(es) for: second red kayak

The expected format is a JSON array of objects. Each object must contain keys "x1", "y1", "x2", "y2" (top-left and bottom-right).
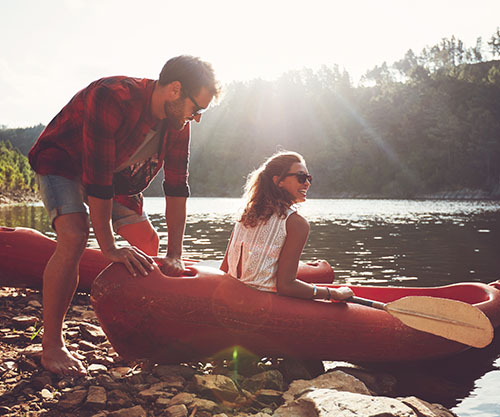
[{"x1": 0, "y1": 226, "x2": 334, "y2": 291}]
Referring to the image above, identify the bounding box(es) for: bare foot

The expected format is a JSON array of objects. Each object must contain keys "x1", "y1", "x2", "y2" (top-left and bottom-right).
[{"x1": 41, "y1": 345, "x2": 87, "y2": 376}]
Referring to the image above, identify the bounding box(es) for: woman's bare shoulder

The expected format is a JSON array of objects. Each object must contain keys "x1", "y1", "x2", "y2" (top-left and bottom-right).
[{"x1": 286, "y1": 211, "x2": 309, "y2": 234}]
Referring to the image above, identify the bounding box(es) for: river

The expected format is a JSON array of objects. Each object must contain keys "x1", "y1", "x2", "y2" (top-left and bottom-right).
[{"x1": 1, "y1": 198, "x2": 500, "y2": 416}]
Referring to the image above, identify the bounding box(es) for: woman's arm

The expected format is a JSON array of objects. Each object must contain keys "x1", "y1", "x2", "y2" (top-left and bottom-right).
[{"x1": 276, "y1": 213, "x2": 353, "y2": 301}]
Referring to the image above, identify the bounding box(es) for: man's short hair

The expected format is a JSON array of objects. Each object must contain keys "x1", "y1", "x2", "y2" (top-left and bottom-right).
[{"x1": 159, "y1": 55, "x2": 220, "y2": 99}]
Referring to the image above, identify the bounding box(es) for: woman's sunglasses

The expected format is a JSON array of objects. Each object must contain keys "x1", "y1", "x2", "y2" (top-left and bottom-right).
[{"x1": 284, "y1": 171, "x2": 313, "y2": 184}]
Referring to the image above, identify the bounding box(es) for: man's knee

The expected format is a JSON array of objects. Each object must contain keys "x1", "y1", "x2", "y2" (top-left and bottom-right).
[{"x1": 54, "y1": 215, "x2": 89, "y2": 253}]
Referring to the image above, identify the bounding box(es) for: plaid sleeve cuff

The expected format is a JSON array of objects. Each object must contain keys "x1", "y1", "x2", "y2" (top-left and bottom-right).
[
  {"x1": 162, "y1": 181, "x2": 190, "y2": 197},
  {"x1": 86, "y1": 184, "x2": 115, "y2": 199}
]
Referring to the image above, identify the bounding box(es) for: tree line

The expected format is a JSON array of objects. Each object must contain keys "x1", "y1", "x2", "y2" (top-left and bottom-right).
[
  {"x1": 0, "y1": 140, "x2": 37, "y2": 193},
  {"x1": 2, "y1": 31, "x2": 500, "y2": 199}
]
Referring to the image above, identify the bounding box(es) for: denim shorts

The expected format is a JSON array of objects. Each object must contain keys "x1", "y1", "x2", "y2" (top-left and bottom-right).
[{"x1": 36, "y1": 174, "x2": 148, "y2": 232}]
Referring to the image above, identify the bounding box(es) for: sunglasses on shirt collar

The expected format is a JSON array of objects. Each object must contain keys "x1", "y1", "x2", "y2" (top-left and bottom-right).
[{"x1": 283, "y1": 171, "x2": 313, "y2": 184}]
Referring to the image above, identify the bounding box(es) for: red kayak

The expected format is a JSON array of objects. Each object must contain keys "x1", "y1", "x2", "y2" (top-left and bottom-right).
[
  {"x1": 0, "y1": 226, "x2": 333, "y2": 291},
  {"x1": 91, "y1": 262, "x2": 500, "y2": 364}
]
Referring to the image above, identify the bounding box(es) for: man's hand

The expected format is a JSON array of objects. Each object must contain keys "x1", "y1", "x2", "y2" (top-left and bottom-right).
[
  {"x1": 154, "y1": 256, "x2": 185, "y2": 277},
  {"x1": 102, "y1": 246, "x2": 155, "y2": 277}
]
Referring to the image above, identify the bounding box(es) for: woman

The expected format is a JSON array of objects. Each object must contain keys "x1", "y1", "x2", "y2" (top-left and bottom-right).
[{"x1": 221, "y1": 151, "x2": 353, "y2": 301}]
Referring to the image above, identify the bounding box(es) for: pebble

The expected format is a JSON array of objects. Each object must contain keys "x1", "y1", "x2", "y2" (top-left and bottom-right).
[{"x1": 85, "y1": 385, "x2": 107, "y2": 408}]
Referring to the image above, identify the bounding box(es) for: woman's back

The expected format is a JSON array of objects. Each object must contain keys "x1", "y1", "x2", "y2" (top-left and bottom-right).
[{"x1": 226, "y1": 208, "x2": 295, "y2": 291}]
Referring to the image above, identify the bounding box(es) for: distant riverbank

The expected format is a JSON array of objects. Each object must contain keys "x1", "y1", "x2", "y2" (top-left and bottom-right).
[
  {"x1": 0, "y1": 190, "x2": 40, "y2": 207},
  {"x1": 3, "y1": 188, "x2": 500, "y2": 208}
]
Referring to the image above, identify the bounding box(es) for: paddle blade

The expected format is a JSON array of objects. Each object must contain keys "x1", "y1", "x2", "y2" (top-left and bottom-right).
[{"x1": 386, "y1": 296, "x2": 494, "y2": 348}]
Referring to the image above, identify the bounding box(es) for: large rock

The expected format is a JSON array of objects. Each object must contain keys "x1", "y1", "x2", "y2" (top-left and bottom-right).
[
  {"x1": 334, "y1": 365, "x2": 398, "y2": 396},
  {"x1": 274, "y1": 388, "x2": 418, "y2": 417},
  {"x1": 282, "y1": 370, "x2": 371, "y2": 403},
  {"x1": 241, "y1": 370, "x2": 285, "y2": 393},
  {"x1": 399, "y1": 396, "x2": 457, "y2": 417},
  {"x1": 193, "y1": 374, "x2": 240, "y2": 402}
]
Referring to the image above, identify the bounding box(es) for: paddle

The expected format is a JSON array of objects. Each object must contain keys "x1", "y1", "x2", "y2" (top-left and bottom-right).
[{"x1": 347, "y1": 295, "x2": 494, "y2": 348}]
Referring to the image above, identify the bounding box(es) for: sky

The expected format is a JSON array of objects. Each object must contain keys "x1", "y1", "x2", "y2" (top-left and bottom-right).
[{"x1": 1, "y1": 0, "x2": 499, "y2": 128}]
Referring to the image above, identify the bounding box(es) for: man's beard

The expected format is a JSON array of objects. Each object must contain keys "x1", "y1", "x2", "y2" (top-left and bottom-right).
[{"x1": 164, "y1": 97, "x2": 187, "y2": 131}]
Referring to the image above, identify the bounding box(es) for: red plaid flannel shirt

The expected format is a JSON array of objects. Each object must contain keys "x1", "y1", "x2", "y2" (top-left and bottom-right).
[{"x1": 29, "y1": 76, "x2": 190, "y2": 204}]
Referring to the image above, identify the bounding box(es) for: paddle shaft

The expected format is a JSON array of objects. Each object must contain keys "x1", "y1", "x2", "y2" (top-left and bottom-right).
[{"x1": 348, "y1": 296, "x2": 386, "y2": 310}]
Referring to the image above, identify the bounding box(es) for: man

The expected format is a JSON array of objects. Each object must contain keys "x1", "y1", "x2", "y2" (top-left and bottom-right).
[{"x1": 28, "y1": 55, "x2": 219, "y2": 375}]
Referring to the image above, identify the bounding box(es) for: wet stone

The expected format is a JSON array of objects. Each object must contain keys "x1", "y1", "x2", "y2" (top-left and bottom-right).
[
  {"x1": 11, "y1": 316, "x2": 38, "y2": 329},
  {"x1": 85, "y1": 385, "x2": 107, "y2": 408},
  {"x1": 40, "y1": 388, "x2": 54, "y2": 401},
  {"x1": 18, "y1": 356, "x2": 38, "y2": 372},
  {"x1": 65, "y1": 330, "x2": 80, "y2": 339},
  {"x1": 0, "y1": 406, "x2": 11, "y2": 415},
  {"x1": 164, "y1": 404, "x2": 188, "y2": 417},
  {"x1": 21, "y1": 344, "x2": 43, "y2": 358},
  {"x1": 1, "y1": 360, "x2": 16, "y2": 372},
  {"x1": 193, "y1": 374, "x2": 240, "y2": 402},
  {"x1": 58, "y1": 388, "x2": 87, "y2": 409},
  {"x1": 144, "y1": 375, "x2": 161, "y2": 384},
  {"x1": 169, "y1": 392, "x2": 196, "y2": 406},
  {"x1": 1, "y1": 333, "x2": 24, "y2": 343},
  {"x1": 80, "y1": 322, "x2": 107, "y2": 343},
  {"x1": 160, "y1": 375, "x2": 185, "y2": 389},
  {"x1": 155, "y1": 395, "x2": 173, "y2": 406},
  {"x1": 88, "y1": 363, "x2": 108, "y2": 375},
  {"x1": 110, "y1": 366, "x2": 133, "y2": 379},
  {"x1": 27, "y1": 300, "x2": 42, "y2": 308},
  {"x1": 96, "y1": 374, "x2": 123, "y2": 391},
  {"x1": 125, "y1": 372, "x2": 146, "y2": 385},
  {"x1": 241, "y1": 370, "x2": 285, "y2": 393},
  {"x1": 78, "y1": 339, "x2": 99, "y2": 351},
  {"x1": 191, "y1": 397, "x2": 219, "y2": 412},
  {"x1": 154, "y1": 364, "x2": 198, "y2": 380},
  {"x1": 254, "y1": 388, "x2": 284, "y2": 405},
  {"x1": 138, "y1": 381, "x2": 173, "y2": 399},
  {"x1": 107, "y1": 389, "x2": 134, "y2": 409},
  {"x1": 109, "y1": 404, "x2": 147, "y2": 417}
]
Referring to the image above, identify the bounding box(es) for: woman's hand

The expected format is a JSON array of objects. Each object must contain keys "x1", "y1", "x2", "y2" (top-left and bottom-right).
[
  {"x1": 331, "y1": 286, "x2": 354, "y2": 301},
  {"x1": 102, "y1": 246, "x2": 155, "y2": 277},
  {"x1": 154, "y1": 256, "x2": 185, "y2": 277}
]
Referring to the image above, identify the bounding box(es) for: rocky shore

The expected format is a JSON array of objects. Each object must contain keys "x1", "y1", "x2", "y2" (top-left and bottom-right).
[
  {"x1": 0, "y1": 190, "x2": 40, "y2": 206},
  {"x1": 0, "y1": 287, "x2": 458, "y2": 417}
]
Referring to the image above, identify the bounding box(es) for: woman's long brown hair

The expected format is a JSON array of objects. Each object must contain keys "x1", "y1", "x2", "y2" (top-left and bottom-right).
[{"x1": 240, "y1": 151, "x2": 304, "y2": 228}]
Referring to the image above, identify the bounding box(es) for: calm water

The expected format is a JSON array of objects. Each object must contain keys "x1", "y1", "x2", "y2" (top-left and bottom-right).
[{"x1": 1, "y1": 198, "x2": 500, "y2": 415}]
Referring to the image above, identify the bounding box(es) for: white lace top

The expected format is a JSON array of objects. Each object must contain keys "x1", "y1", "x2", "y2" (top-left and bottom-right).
[{"x1": 226, "y1": 207, "x2": 296, "y2": 292}]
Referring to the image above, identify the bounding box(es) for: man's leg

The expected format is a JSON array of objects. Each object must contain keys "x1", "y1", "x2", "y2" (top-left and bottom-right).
[
  {"x1": 116, "y1": 220, "x2": 159, "y2": 256},
  {"x1": 112, "y1": 196, "x2": 159, "y2": 256},
  {"x1": 41, "y1": 212, "x2": 89, "y2": 375},
  {"x1": 37, "y1": 174, "x2": 89, "y2": 375}
]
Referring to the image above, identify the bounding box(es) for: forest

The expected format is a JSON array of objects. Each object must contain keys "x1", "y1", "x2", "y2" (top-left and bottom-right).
[
  {"x1": 2, "y1": 31, "x2": 500, "y2": 199},
  {"x1": 0, "y1": 140, "x2": 38, "y2": 193}
]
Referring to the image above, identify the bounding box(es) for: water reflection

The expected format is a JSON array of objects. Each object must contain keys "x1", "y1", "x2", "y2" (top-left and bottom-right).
[
  {"x1": 0, "y1": 203, "x2": 53, "y2": 237},
  {"x1": 305, "y1": 219, "x2": 500, "y2": 287}
]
